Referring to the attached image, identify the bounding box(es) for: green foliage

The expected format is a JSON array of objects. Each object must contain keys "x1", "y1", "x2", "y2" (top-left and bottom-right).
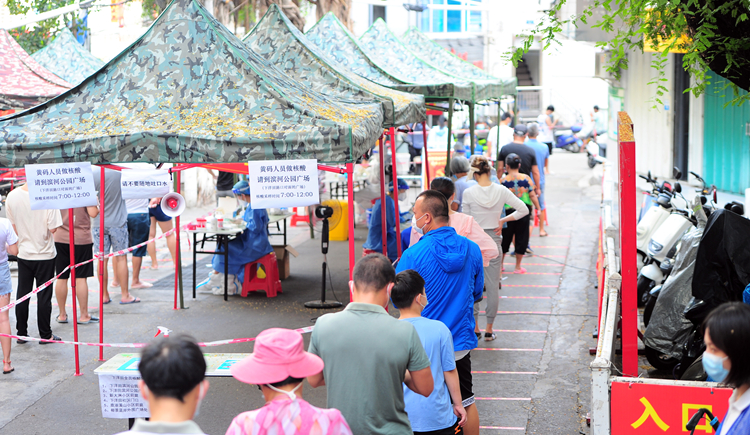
[
  {"x1": 6, "y1": 0, "x2": 83, "y2": 53},
  {"x1": 141, "y1": 0, "x2": 161, "y2": 20},
  {"x1": 506, "y1": 0, "x2": 750, "y2": 106}
]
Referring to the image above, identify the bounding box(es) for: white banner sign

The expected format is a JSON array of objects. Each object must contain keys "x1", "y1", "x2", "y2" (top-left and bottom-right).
[
  {"x1": 120, "y1": 170, "x2": 171, "y2": 199},
  {"x1": 25, "y1": 162, "x2": 97, "y2": 210},
  {"x1": 247, "y1": 159, "x2": 319, "y2": 209}
]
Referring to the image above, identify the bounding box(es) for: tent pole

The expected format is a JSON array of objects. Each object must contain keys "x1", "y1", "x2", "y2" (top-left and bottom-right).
[
  {"x1": 175, "y1": 170, "x2": 184, "y2": 310},
  {"x1": 389, "y1": 127, "x2": 402, "y2": 258},
  {"x1": 496, "y1": 101, "x2": 501, "y2": 171},
  {"x1": 469, "y1": 101, "x2": 476, "y2": 155},
  {"x1": 347, "y1": 162, "x2": 355, "y2": 299},
  {"x1": 445, "y1": 98, "x2": 454, "y2": 177},
  {"x1": 68, "y1": 209, "x2": 81, "y2": 375},
  {"x1": 378, "y1": 135, "x2": 387, "y2": 258},
  {"x1": 422, "y1": 121, "x2": 430, "y2": 187},
  {"x1": 98, "y1": 166, "x2": 105, "y2": 361}
]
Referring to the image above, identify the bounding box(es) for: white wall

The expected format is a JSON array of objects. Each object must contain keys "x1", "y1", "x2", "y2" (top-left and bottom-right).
[
  {"x1": 687, "y1": 80, "x2": 704, "y2": 178},
  {"x1": 622, "y1": 51, "x2": 675, "y2": 179}
]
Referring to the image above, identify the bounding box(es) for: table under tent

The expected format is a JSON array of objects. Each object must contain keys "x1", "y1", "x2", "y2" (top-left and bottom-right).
[
  {"x1": 31, "y1": 27, "x2": 105, "y2": 86},
  {"x1": 0, "y1": 0, "x2": 385, "y2": 374},
  {"x1": 0, "y1": 29, "x2": 70, "y2": 111},
  {"x1": 242, "y1": 4, "x2": 427, "y2": 257}
]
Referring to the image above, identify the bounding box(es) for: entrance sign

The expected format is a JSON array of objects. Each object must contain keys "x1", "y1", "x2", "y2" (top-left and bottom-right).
[
  {"x1": 120, "y1": 169, "x2": 171, "y2": 199},
  {"x1": 247, "y1": 159, "x2": 319, "y2": 209},
  {"x1": 610, "y1": 381, "x2": 731, "y2": 434},
  {"x1": 25, "y1": 162, "x2": 97, "y2": 210}
]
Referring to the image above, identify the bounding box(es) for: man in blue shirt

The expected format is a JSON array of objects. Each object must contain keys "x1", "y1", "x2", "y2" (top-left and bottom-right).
[
  {"x1": 396, "y1": 190, "x2": 484, "y2": 435},
  {"x1": 363, "y1": 179, "x2": 408, "y2": 261},
  {"x1": 393, "y1": 269, "x2": 466, "y2": 435},
  {"x1": 525, "y1": 123, "x2": 550, "y2": 237}
]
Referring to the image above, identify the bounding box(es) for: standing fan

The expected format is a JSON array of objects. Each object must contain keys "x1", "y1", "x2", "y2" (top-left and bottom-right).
[{"x1": 305, "y1": 202, "x2": 344, "y2": 309}]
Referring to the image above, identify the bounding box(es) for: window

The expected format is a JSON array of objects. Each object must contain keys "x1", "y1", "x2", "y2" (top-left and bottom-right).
[
  {"x1": 418, "y1": 0, "x2": 485, "y2": 35},
  {"x1": 370, "y1": 5, "x2": 386, "y2": 25}
]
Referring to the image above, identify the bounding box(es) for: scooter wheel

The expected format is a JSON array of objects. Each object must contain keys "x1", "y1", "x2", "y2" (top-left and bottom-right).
[
  {"x1": 645, "y1": 346, "x2": 680, "y2": 371},
  {"x1": 680, "y1": 355, "x2": 707, "y2": 381},
  {"x1": 643, "y1": 294, "x2": 657, "y2": 327},
  {"x1": 587, "y1": 156, "x2": 596, "y2": 168},
  {"x1": 570, "y1": 143, "x2": 581, "y2": 153},
  {"x1": 636, "y1": 275, "x2": 654, "y2": 307}
]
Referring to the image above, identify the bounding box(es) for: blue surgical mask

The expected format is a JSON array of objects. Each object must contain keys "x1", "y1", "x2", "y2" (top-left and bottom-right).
[
  {"x1": 702, "y1": 352, "x2": 729, "y2": 383},
  {"x1": 411, "y1": 213, "x2": 427, "y2": 235}
]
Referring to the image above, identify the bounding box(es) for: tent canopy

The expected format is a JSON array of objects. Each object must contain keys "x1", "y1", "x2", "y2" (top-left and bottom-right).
[
  {"x1": 0, "y1": 0, "x2": 384, "y2": 167},
  {"x1": 243, "y1": 5, "x2": 424, "y2": 127},
  {"x1": 401, "y1": 27, "x2": 517, "y2": 97},
  {"x1": 0, "y1": 30, "x2": 70, "y2": 110},
  {"x1": 31, "y1": 27, "x2": 105, "y2": 86}
]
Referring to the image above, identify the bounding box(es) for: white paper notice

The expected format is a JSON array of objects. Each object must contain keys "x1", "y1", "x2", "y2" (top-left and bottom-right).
[
  {"x1": 120, "y1": 170, "x2": 171, "y2": 199},
  {"x1": 25, "y1": 162, "x2": 98, "y2": 210},
  {"x1": 247, "y1": 159, "x2": 319, "y2": 209},
  {"x1": 98, "y1": 373, "x2": 150, "y2": 419}
]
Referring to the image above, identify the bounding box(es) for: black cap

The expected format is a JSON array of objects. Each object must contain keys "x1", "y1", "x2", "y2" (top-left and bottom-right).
[
  {"x1": 513, "y1": 124, "x2": 528, "y2": 136},
  {"x1": 547, "y1": 105, "x2": 555, "y2": 112}
]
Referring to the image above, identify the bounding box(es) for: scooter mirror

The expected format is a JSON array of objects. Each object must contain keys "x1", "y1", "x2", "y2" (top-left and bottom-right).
[
  {"x1": 648, "y1": 170, "x2": 652, "y2": 180},
  {"x1": 675, "y1": 182, "x2": 682, "y2": 193},
  {"x1": 673, "y1": 166, "x2": 683, "y2": 180}
]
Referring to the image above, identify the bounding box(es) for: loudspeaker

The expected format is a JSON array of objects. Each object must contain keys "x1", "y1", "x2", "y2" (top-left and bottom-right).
[{"x1": 160, "y1": 192, "x2": 186, "y2": 217}]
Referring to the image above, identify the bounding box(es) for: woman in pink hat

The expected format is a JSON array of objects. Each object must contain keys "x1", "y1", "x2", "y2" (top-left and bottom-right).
[{"x1": 225, "y1": 328, "x2": 352, "y2": 435}]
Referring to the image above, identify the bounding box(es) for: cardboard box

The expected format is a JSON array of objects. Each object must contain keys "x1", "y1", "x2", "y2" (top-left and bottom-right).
[{"x1": 272, "y1": 245, "x2": 298, "y2": 280}]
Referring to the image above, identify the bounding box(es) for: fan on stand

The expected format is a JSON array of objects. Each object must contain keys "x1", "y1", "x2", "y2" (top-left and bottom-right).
[{"x1": 305, "y1": 200, "x2": 344, "y2": 308}]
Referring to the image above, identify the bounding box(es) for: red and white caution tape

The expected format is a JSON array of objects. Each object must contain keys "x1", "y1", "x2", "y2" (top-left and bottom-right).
[{"x1": 0, "y1": 326, "x2": 315, "y2": 348}]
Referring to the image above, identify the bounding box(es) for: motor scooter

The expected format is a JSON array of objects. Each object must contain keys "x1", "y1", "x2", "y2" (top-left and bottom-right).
[
  {"x1": 553, "y1": 125, "x2": 583, "y2": 153},
  {"x1": 586, "y1": 134, "x2": 607, "y2": 168},
  {"x1": 636, "y1": 171, "x2": 674, "y2": 271}
]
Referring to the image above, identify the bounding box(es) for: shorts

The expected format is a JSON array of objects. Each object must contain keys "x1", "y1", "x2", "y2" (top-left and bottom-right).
[
  {"x1": 0, "y1": 261, "x2": 11, "y2": 296},
  {"x1": 55, "y1": 243, "x2": 94, "y2": 279},
  {"x1": 92, "y1": 224, "x2": 129, "y2": 256},
  {"x1": 127, "y1": 213, "x2": 150, "y2": 257},
  {"x1": 456, "y1": 351, "x2": 474, "y2": 407},
  {"x1": 149, "y1": 203, "x2": 172, "y2": 222},
  {"x1": 414, "y1": 419, "x2": 462, "y2": 435},
  {"x1": 538, "y1": 183, "x2": 546, "y2": 210}
]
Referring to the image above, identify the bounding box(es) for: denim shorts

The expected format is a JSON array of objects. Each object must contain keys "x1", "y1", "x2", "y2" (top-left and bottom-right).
[
  {"x1": 0, "y1": 261, "x2": 12, "y2": 296},
  {"x1": 538, "y1": 183, "x2": 546, "y2": 210},
  {"x1": 92, "y1": 224, "x2": 129, "y2": 256},
  {"x1": 127, "y1": 213, "x2": 150, "y2": 257},
  {"x1": 149, "y1": 203, "x2": 172, "y2": 222}
]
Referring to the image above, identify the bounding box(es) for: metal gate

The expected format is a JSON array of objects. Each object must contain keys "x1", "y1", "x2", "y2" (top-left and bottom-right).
[{"x1": 703, "y1": 71, "x2": 750, "y2": 194}]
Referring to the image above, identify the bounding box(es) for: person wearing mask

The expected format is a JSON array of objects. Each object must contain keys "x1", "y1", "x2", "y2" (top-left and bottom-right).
[
  {"x1": 208, "y1": 180, "x2": 273, "y2": 295},
  {"x1": 112, "y1": 334, "x2": 209, "y2": 435},
  {"x1": 525, "y1": 123, "x2": 550, "y2": 237},
  {"x1": 396, "y1": 191, "x2": 484, "y2": 435},
  {"x1": 407, "y1": 122, "x2": 425, "y2": 175},
  {"x1": 93, "y1": 166, "x2": 138, "y2": 305},
  {"x1": 363, "y1": 178, "x2": 408, "y2": 262},
  {"x1": 54, "y1": 206, "x2": 100, "y2": 324},
  {"x1": 308, "y1": 254, "x2": 433, "y2": 435},
  {"x1": 537, "y1": 105, "x2": 558, "y2": 154},
  {"x1": 486, "y1": 111, "x2": 514, "y2": 162},
  {"x1": 392, "y1": 270, "x2": 467, "y2": 435},
  {"x1": 500, "y1": 154, "x2": 541, "y2": 274},
  {"x1": 427, "y1": 115, "x2": 454, "y2": 150},
  {"x1": 702, "y1": 302, "x2": 750, "y2": 434},
  {"x1": 461, "y1": 157, "x2": 528, "y2": 339},
  {"x1": 6, "y1": 183, "x2": 63, "y2": 343},
  {"x1": 0, "y1": 217, "x2": 18, "y2": 373},
  {"x1": 226, "y1": 328, "x2": 352, "y2": 435},
  {"x1": 450, "y1": 157, "x2": 477, "y2": 212}
]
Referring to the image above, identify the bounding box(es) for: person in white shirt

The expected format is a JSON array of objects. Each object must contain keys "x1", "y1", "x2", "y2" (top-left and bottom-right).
[
  {"x1": 461, "y1": 156, "x2": 528, "y2": 341},
  {"x1": 537, "y1": 105, "x2": 558, "y2": 155},
  {"x1": 702, "y1": 302, "x2": 750, "y2": 434},
  {"x1": 486, "y1": 111, "x2": 514, "y2": 162},
  {"x1": 0, "y1": 218, "x2": 18, "y2": 374}
]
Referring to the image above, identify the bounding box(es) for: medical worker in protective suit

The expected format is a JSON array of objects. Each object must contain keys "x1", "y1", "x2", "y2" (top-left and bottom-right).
[{"x1": 208, "y1": 181, "x2": 273, "y2": 295}]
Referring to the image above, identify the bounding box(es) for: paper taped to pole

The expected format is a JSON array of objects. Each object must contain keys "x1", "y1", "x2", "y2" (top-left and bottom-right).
[
  {"x1": 120, "y1": 169, "x2": 171, "y2": 199},
  {"x1": 247, "y1": 159, "x2": 320, "y2": 209},
  {"x1": 25, "y1": 162, "x2": 97, "y2": 210}
]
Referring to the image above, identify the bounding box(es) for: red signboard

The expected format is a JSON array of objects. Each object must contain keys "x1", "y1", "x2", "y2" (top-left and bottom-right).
[
  {"x1": 426, "y1": 150, "x2": 448, "y2": 181},
  {"x1": 611, "y1": 381, "x2": 732, "y2": 434}
]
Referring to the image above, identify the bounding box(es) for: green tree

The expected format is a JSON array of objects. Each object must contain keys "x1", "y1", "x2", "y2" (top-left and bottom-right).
[
  {"x1": 509, "y1": 0, "x2": 750, "y2": 105},
  {"x1": 6, "y1": 0, "x2": 85, "y2": 53}
]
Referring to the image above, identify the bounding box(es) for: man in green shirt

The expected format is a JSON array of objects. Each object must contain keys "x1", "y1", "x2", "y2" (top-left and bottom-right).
[{"x1": 308, "y1": 254, "x2": 433, "y2": 435}]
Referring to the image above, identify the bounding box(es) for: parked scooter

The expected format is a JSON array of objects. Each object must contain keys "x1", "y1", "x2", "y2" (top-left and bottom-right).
[
  {"x1": 636, "y1": 171, "x2": 674, "y2": 273},
  {"x1": 553, "y1": 125, "x2": 583, "y2": 153},
  {"x1": 586, "y1": 134, "x2": 607, "y2": 168}
]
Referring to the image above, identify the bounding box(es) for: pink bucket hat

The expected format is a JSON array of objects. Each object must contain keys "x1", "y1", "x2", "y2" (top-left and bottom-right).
[{"x1": 230, "y1": 328, "x2": 324, "y2": 385}]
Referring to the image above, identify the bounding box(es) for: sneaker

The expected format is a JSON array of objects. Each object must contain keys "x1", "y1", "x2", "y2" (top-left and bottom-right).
[
  {"x1": 526, "y1": 247, "x2": 535, "y2": 256},
  {"x1": 16, "y1": 338, "x2": 27, "y2": 344},
  {"x1": 39, "y1": 335, "x2": 62, "y2": 345}
]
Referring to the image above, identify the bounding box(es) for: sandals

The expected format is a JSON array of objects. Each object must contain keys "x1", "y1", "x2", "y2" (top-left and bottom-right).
[
  {"x1": 55, "y1": 315, "x2": 68, "y2": 324},
  {"x1": 3, "y1": 360, "x2": 13, "y2": 374},
  {"x1": 77, "y1": 316, "x2": 99, "y2": 325},
  {"x1": 484, "y1": 332, "x2": 497, "y2": 342},
  {"x1": 120, "y1": 297, "x2": 141, "y2": 305},
  {"x1": 514, "y1": 268, "x2": 527, "y2": 274}
]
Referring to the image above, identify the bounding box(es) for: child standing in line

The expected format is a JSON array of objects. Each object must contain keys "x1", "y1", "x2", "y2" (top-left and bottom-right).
[{"x1": 392, "y1": 270, "x2": 467, "y2": 435}]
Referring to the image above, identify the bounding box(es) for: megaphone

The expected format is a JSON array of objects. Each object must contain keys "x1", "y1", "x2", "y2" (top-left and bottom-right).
[{"x1": 160, "y1": 192, "x2": 185, "y2": 218}]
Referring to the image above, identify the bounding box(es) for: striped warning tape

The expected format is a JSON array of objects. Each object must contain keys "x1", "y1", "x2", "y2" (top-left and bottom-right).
[
  {"x1": 473, "y1": 348, "x2": 543, "y2": 352},
  {"x1": 502, "y1": 284, "x2": 558, "y2": 288},
  {"x1": 472, "y1": 371, "x2": 538, "y2": 375}
]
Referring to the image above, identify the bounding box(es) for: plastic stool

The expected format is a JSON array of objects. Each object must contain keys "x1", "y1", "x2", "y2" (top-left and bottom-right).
[
  {"x1": 242, "y1": 252, "x2": 282, "y2": 298},
  {"x1": 290, "y1": 207, "x2": 310, "y2": 227}
]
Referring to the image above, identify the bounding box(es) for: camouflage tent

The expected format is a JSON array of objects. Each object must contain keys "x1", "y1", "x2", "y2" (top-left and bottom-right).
[
  {"x1": 0, "y1": 0, "x2": 384, "y2": 167},
  {"x1": 401, "y1": 27, "x2": 517, "y2": 97},
  {"x1": 243, "y1": 5, "x2": 425, "y2": 127},
  {"x1": 31, "y1": 28, "x2": 105, "y2": 86},
  {"x1": 0, "y1": 30, "x2": 71, "y2": 110}
]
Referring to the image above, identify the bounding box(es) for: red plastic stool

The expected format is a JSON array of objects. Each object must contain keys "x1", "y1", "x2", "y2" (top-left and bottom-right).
[
  {"x1": 290, "y1": 207, "x2": 310, "y2": 227},
  {"x1": 242, "y1": 252, "x2": 282, "y2": 298}
]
